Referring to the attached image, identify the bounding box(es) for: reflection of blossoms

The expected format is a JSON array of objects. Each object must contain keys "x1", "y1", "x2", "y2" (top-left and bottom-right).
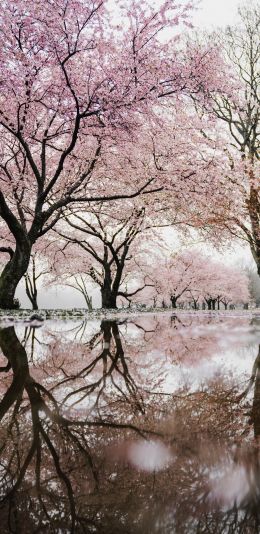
[{"x1": 0, "y1": 316, "x2": 259, "y2": 532}]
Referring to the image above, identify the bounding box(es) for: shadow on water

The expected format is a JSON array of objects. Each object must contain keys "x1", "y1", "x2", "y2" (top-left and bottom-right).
[{"x1": 0, "y1": 315, "x2": 260, "y2": 532}]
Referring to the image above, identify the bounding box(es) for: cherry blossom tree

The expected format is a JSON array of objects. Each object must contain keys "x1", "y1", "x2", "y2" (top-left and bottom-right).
[
  {"x1": 145, "y1": 250, "x2": 210, "y2": 308},
  {"x1": 39, "y1": 97, "x2": 239, "y2": 311},
  {"x1": 144, "y1": 249, "x2": 250, "y2": 309},
  {"x1": 0, "y1": 0, "x2": 218, "y2": 309},
  {"x1": 202, "y1": 264, "x2": 250, "y2": 310},
  {"x1": 49, "y1": 201, "x2": 158, "y2": 308},
  {"x1": 191, "y1": 4, "x2": 260, "y2": 274}
]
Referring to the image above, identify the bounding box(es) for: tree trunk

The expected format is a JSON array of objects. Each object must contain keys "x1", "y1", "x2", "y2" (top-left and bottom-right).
[
  {"x1": 31, "y1": 297, "x2": 38, "y2": 311},
  {"x1": 25, "y1": 276, "x2": 38, "y2": 310},
  {"x1": 101, "y1": 271, "x2": 117, "y2": 308},
  {"x1": 85, "y1": 294, "x2": 93, "y2": 311},
  {"x1": 248, "y1": 186, "x2": 260, "y2": 279},
  {"x1": 100, "y1": 263, "x2": 124, "y2": 309},
  {"x1": 205, "y1": 299, "x2": 212, "y2": 310},
  {"x1": 101, "y1": 288, "x2": 117, "y2": 308},
  {"x1": 170, "y1": 295, "x2": 178, "y2": 308},
  {"x1": 0, "y1": 241, "x2": 31, "y2": 309},
  {"x1": 250, "y1": 346, "x2": 260, "y2": 439}
]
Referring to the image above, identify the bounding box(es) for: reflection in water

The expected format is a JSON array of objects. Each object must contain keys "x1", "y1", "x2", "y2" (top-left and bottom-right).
[{"x1": 0, "y1": 315, "x2": 260, "y2": 532}]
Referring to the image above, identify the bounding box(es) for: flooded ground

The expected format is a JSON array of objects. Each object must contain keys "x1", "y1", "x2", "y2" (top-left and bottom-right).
[{"x1": 0, "y1": 312, "x2": 260, "y2": 533}]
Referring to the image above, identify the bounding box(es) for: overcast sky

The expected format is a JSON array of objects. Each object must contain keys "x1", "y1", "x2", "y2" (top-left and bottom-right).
[{"x1": 192, "y1": 0, "x2": 242, "y2": 28}]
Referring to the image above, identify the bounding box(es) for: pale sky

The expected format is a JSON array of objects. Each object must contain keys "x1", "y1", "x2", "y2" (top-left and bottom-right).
[{"x1": 192, "y1": 0, "x2": 243, "y2": 29}]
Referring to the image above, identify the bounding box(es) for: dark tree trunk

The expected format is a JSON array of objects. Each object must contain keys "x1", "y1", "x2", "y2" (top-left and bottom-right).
[
  {"x1": 205, "y1": 299, "x2": 212, "y2": 310},
  {"x1": 101, "y1": 288, "x2": 117, "y2": 309},
  {"x1": 0, "y1": 240, "x2": 31, "y2": 309},
  {"x1": 250, "y1": 346, "x2": 260, "y2": 439},
  {"x1": 100, "y1": 262, "x2": 124, "y2": 309},
  {"x1": 170, "y1": 295, "x2": 178, "y2": 309},
  {"x1": 24, "y1": 255, "x2": 39, "y2": 311},
  {"x1": 224, "y1": 302, "x2": 228, "y2": 310},
  {"x1": 25, "y1": 277, "x2": 38, "y2": 310},
  {"x1": 31, "y1": 297, "x2": 38, "y2": 311},
  {"x1": 193, "y1": 300, "x2": 199, "y2": 310},
  {"x1": 101, "y1": 269, "x2": 117, "y2": 309},
  {"x1": 248, "y1": 186, "x2": 260, "y2": 279}
]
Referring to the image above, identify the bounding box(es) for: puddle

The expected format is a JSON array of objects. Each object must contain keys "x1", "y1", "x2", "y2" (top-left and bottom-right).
[{"x1": 0, "y1": 314, "x2": 260, "y2": 532}]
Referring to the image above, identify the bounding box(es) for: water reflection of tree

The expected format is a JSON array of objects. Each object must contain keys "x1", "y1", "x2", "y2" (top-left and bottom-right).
[
  {"x1": 59, "y1": 320, "x2": 146, "y2": 416},
  {"x1": 0, "y1": 317, "x2": 260, "y2": 533},
  {"x1": 0, "y1": 325, "x2": 158, "y2": 533}
]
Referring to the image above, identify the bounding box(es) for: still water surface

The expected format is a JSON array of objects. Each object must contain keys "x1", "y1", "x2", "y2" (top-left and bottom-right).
[{"x1": 0, "y1": 313, "x2": 260, "y2": 533}]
